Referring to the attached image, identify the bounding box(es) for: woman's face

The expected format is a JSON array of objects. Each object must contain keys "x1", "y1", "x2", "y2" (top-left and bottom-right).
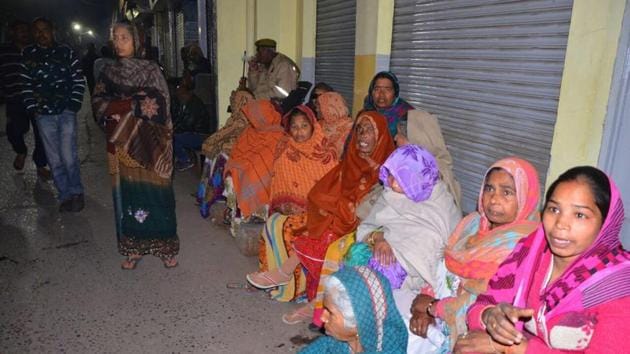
[
  {"x1": 387, "y1": 173, "x2": 405, "y2": 194},
  {"x1": 321, "y1": 296, "x2": 358, "y2": 342},
  {"x1": 482, "y1": 168, "x2": 519, "y2": 229},
  {"x1": 288, "y1": 113, "x2": 313, "y2": 143},
  {"x1": 371, "y1": 77, "x2": 396, "y2": 109},
  {"x1": 543, "y1": 180, "x2": 603, "y2": 264},
  {"x1": 112, "y1": 26, "x2": 134, "y2": 58},
  {"x1": 355, "y1": 117, "x2": 377, "y2": 155}
]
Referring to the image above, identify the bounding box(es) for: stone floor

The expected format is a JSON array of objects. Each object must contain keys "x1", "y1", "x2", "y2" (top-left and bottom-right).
[{"x1": 0, "y1": 98, "x2": 317, "y2": 353}]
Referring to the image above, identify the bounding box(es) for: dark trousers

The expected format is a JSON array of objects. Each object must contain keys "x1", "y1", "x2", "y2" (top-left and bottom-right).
[{"x1": 6, "y1": 102, "x2": 47, "y2": 168}]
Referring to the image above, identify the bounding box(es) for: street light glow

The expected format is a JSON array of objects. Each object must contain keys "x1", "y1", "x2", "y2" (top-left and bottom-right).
[
  {"x1": 87, "y1": 30, "x2": 94, "y2": 36},
  {"x1": 73, "y1": 23, "x2": 81, "y2": 31}
]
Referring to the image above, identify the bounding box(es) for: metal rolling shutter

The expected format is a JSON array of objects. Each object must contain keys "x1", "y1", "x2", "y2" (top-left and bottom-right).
[
  {"x1": 315, "y1": 0, "x2": 357, "y2": 107},
  {"x1": 391, "y1": 0, "x2": 573, "y2": 212}
]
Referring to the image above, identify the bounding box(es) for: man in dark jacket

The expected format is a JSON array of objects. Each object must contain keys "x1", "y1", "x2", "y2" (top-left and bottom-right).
[
  {"x1": 21, "y1": 18, "x2": 85, "y2": 212},
  {"x1": 172, "y1": 84, "x2": 215, "y2": 171},
  {"x1": 0, "y1": 20, "x2": 50, "y2": 179}
]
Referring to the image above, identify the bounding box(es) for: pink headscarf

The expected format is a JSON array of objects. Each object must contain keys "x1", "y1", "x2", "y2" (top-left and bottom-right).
[{"x1": 474, "y1": 169, "x2": 630, "y2": 324}]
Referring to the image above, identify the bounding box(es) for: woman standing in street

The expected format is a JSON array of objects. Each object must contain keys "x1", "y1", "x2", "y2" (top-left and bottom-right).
[{"x1": 92, "y1": 21, "x2": 179, "y2": 270}]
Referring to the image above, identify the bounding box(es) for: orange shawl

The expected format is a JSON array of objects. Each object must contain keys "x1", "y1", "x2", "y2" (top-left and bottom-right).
[
  {"x1": 306, "y1": 111, "x2": 395, "y2": 238},
  {"x1": 224, "y1": 99, "x2": 284, "y2": 217},
  {"x1": 317, "y1": 92, "x2": 353, "y2": 157},
  {"x1": 270, "y1": 106, "x2": 338, "y2": 214}
]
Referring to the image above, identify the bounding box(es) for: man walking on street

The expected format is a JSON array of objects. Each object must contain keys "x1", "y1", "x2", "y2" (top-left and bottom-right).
[
  {"x1": 0, "y1": 20, "x2": 51, "y2": 179},
  {"x1": 21, "y1": 17, "x2": 85, "y2": 212}
]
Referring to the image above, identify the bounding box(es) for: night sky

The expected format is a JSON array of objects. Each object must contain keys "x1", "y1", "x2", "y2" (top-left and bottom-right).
[{"x1": 1, "y1": 0, "x2": 118, "y2": 49}]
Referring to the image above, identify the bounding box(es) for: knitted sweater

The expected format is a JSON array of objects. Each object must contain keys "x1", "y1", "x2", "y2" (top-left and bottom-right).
[{"x1": 20, "y1": 43, "x2": 85, "y2": 115}]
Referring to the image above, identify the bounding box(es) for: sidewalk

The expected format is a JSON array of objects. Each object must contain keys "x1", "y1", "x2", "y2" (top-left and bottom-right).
[{"x1": 0, "y1": 95, "x2": 316, "y2": 353}]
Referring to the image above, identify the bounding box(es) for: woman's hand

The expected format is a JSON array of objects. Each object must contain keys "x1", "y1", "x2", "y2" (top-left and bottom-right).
[
  {"x1": 409, "y1": 294, "x2": 435, "y2": 337},
  {"x1": 482, "y1": 303, "x2": 534, "y2": 345},
  {"x1": 453, "y1": 330, "x2": 521, "y2": 354},
  {"x1": 372, "y1": 232, "x2": 395, "y2": 266}
]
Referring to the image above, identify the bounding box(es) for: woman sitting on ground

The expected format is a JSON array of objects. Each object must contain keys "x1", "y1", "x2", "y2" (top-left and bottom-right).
[
  {"x1": 363, "y1": 71, "x2": 413, "y2": 137},
  {"x1": 409, "y1": 157, "x2": 541, "y2": 352},
  {"x1": 197, "y1": 89, "x2": 254, "y2": 218},
  {"x1": 269, "y1": 105, "x2": 338, "y2": 214},
  {"x1": 246, "y1": 111, "x2": 395, "y2": 322},
  {"x1": 223, "y1": 99, "x2": 285, "y2": 228},
  {"x1": 299, "y1": 266, "x2": 408, "y2": 353},
  {"x1": 351, "y1": 146, "x2": 461, "y2": 347},
  {"x1": 306, "y1": 82, "x2": 334, "y2": 116},
  {"x1": 458, "y1": 166, "x2": 630, "y2": 354},
  {"x1": 316, "y1": 91, "x2": 354, "y2": 158},
  {"x1": 257, "y1": 106, "x2": 338, "y2": 302}
]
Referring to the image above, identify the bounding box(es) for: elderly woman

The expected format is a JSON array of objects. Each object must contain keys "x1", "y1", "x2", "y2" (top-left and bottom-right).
[
  {"x1": 197, "y1": 89, "x2": 254, "y2": 218},
  {"x1": 310, "y1": 145, "x2": 461, "y2": 331},
  {"x1": 458, "y1": 167, "x2": 630, "y2": 353},
  {"x1": 306, "y1": 82, "x2": 334, "y2": 116},
  {"x1": 363, "y1": 71, "x2": 413, "y2": 137},
  {"x1": 409, "y1": 157, "x2": 541, "y2": 351},
  {"x1": 92, "y1": 20, "x2": 178, "y2": 269},
  {"x1": 300, "y1": 266, "x2": 408, "y2": 353},
  {"x1": 246, "y1": 111, "x2": 395, "y2": 322},
  {"x1": 317, "y1": 91, "x2": 353, "y2": 157}
]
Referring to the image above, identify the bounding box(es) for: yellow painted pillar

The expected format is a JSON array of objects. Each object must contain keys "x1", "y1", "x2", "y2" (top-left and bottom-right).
[
  {"x1": 216, "y1": 0, "x2": 248, "y2": 125},
  {"x1": 352, "y1": 0, "x2": 394, "y2": 115},
  {"x1": 546, "y1": 0, "x2": 626, "y2": 187}
]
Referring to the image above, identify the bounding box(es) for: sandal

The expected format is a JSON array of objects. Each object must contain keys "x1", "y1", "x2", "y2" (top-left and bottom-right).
[
  {"x1": 162, "y1": 257, "x2": 179, "y2": 269},
  {"x1": 282, "y1": 303, "x2": 314, "y2": 325},
  {"x1": 121, "y1": 255, "x2": 142, "y2": 270},
  {"x1": 246, "y1": 269, "x2": 291, "y2": 289}
]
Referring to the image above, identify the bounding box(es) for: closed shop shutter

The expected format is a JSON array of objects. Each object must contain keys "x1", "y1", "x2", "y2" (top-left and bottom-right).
[
  {"x1": 315, "y1": 0, "x2": 357, "y2": 108},
  {"x1": 391, "y1": 0, "x2": 573, "y2": 212}
]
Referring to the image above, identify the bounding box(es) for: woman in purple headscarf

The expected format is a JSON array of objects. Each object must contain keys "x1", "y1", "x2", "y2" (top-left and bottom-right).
[{"x1": 318, "y1": 145, "x2": 462, "y2": 346}]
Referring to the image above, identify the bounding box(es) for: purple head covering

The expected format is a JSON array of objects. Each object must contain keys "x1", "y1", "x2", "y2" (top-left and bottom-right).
[{"x1": 379, "y1": 144, "x2": 440, "y2": 202}]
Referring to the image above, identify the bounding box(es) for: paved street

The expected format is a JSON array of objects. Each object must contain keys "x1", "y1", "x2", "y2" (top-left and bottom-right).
[{"x1": 0, "y1": 97, "x2": 316, "y2": 353}]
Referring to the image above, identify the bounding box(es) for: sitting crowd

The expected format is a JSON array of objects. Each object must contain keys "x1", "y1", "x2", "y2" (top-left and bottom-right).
[
  {"x1": 82, "y1": 18, "x2": 628, "y2": 352},
  {"x1": 192, "y1": 60, "x2": 630, "y2": 353}
]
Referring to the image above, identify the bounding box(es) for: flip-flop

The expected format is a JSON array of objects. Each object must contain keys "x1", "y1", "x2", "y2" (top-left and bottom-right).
[
  {"x1": 282, "y1": 304, "x2": 314, "y2": 325},
  {"x1": 121, "y1": 256, "x2": 143, "y2": 270},
  {"x1": 162, "y1": 257, "x2": 179, "y2": 269},
  {"x1": 246, "y1": 271, "x2": 290, "y2": 289}
]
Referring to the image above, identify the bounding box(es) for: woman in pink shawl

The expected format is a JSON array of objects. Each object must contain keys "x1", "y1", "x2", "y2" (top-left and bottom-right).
[{"x1": 460, "y1": 166, "x2": 630, "y2": 353}]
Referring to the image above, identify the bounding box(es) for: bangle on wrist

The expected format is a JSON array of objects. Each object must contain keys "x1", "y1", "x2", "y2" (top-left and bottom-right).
[{"x1": 426, "y1": 299, "x2": 438, "y2": 318}]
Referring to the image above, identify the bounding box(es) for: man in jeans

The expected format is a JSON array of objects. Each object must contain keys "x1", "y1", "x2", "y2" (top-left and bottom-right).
[
  {"x1": 21, "y1": 18, "x2": 85, "y2": 212},
  {"x1": 0, "y1": 20, "x2": 50, "y2": 179}
]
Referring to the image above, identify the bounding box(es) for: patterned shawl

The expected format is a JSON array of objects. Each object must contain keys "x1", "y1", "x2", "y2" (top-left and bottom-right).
[
  {"x1": 317, "y1": 92, "x2": 353, "y2": 157},
  {"x1": 269, "y1": 105, "x2": 338, "y2": 214},
  {"x1": 92, "y1": 58, "x2": 173, "y2": 178},
  {"x1": 201, "y1": 89, "x2": 254, "y2": 158},
  {"x1": 473, "y1": 172, "x2": 630, "y2": 325},
  {"x1": 224, "y1": 99, "x2": 284, "y2": 217},
  {"x1": 379, "y1": 144, "x2": 440, "y2": 203},
  {"x1": 299, "y1": 266, "x2": 408, "y2": 354},
  {"x1": 438, "y1": 157, "x2": 540, "y2": 344},
  {"x1": 363, "y1": 71, "x2": 414, "y2": 137},
  {"x1": 305, "y1": 111, "x2": 395, "y2": 239}
]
